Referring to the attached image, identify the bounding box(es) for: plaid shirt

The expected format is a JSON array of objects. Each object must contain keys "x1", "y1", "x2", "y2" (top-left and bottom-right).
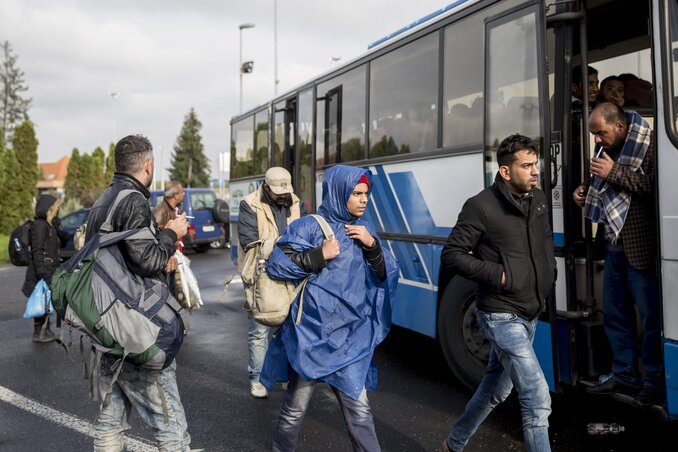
[{"x1": 606, "y1": 137, "x2": 657, "y2": 271}]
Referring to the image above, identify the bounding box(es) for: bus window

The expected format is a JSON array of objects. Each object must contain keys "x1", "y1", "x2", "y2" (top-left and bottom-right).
[
  {"x1": 297, "y1": 89, "x2": 313, "y2": 209},
  {"x1": 443, "y1": 15, "x2": 483, "y2": 149},
  {"x1": 485, "y1": 7, "x2": 542, "y2": 186},
  {"x1": 369, "y1": 32, "x2": 438, "y2": 158},
  {"x1": 254, "y1": 110, "x2": 269, "y2": 175},
  {"x1": 316, "y1": 65, "x2": 367, "y2": 165},
  {"x1": 273, "y1": 101, "x2": 285, "y2": 167},
  {"x1": 230, "y1": 116, "x2": 254, "y2": 179}
]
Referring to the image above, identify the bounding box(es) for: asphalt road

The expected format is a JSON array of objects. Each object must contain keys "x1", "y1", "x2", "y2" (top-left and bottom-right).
[{"x1": 1, "y1": 248, "x2": 677, "y2": 451}]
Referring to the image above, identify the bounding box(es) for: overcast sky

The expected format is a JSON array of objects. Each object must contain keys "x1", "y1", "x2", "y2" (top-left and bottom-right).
[{"x1": 0, "y1": 0, "x2": 448, "y2": 182}]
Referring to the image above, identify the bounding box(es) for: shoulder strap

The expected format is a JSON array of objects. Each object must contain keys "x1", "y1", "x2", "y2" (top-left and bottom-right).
[
  {"x1": 293, "y1": 214, "x2": 335, "y2": 325},
  {"x1": 309, "y1": 214, "x2": 334, "y2": 240},
  {"x1": 100, "y1": 189, "x2": 142, "y2": 233}
]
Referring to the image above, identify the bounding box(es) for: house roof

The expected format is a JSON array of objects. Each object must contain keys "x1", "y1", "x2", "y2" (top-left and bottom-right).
[{"x1": 37, "y1": 156, "x2": 70, "y2": 189}]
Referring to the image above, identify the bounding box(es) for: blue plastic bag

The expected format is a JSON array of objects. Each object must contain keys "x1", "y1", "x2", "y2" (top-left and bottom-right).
[{"x1": 23, "y1": 279, "x2": 53, "y2": 319}]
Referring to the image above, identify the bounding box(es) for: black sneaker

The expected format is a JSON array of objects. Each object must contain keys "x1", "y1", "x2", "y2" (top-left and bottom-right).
[
  {"x1": 634, "y1": 386, "x2": 665, "y2": 407},
  {"x1": 587, "y1": 378, "x2": 640, "y2": 396}
]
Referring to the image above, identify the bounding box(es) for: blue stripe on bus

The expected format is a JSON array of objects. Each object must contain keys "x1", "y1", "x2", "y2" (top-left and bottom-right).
[
  {"x1": 535, "y1": 320, "x2": 556, "y2": 391},
  {"x1": 370, "y1": 167, "x2": 430, "y2": 284},
  {"x1": 553, "y1": 232, "x2": 564, "y2": 247},
  {"x1": 663, "y1": 340, "x2": 678, "y2": 419}
]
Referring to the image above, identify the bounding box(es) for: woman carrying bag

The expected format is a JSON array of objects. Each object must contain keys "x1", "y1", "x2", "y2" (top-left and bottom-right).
[{"x1": 22, "y1": 194, "x2": 69, "y2": 343}]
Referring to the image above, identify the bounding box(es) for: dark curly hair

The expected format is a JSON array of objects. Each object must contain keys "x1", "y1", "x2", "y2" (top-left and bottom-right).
[
  {"x1": 496, "y1": 134, "x2": 538, "y2": 167},
  {"x1": 114, "y1": 134, "x2": 153, "y2": 174}
]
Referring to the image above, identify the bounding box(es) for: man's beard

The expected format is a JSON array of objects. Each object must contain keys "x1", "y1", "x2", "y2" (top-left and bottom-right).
[{"x1": 275, "y1": 195, "x2": 292, "y2": 208}]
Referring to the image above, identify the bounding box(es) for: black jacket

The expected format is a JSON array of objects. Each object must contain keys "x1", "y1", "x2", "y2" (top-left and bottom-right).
[
  {"x1": 85, "y1": 173, "x2": 177, "y2": 278},
  {"x1": 23, "y1": 195, "x2": 69, "y2": 296},
  {"x1": 441, "y1": 173, "x2": 556, "y2": 320}
]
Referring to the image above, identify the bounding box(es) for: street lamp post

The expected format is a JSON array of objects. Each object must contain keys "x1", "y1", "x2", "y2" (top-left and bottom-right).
[
  {"x1": 274, "y1": 0, "x2": 279, "y2": 96},
  {"x1": 108, "y1": 91, "x2": 119, "y2": 143},
  {"x1": 239, "y1": 23, "x2": 255, "y2": 113}
]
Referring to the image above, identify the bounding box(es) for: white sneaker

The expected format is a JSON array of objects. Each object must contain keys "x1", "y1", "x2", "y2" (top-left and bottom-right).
[{"x1": 250, "y1": 381, "x2": 268, "y2": 398}]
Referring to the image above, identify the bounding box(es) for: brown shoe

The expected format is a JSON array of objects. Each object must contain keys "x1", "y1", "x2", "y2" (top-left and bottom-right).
[{"x1": 438, "y1": 439, "x2": 452, "y2": 452}]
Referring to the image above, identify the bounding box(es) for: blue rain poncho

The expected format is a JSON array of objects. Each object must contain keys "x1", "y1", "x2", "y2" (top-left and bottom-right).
[{"x1": 260, "y1": 165, "x2": 399, "y2": 400}]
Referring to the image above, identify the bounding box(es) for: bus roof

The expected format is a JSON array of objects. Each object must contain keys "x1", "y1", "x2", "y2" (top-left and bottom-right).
[
  {"x1": 367, "y1": 0, "x2": 473, "y2": 49},
  {"x1": 230, "y1": 0, "x2": 481, "y2": 124}
]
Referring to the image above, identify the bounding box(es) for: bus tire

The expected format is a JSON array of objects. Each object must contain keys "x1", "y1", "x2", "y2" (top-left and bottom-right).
[{"x1": 437, "y1": 276, "x2": 489, "y2": 390}]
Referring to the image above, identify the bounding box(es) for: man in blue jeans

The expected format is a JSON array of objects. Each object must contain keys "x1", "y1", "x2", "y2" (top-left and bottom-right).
[
  {"x1": 260, "y1": 165, "x2": 399, "y2": 451},
  {"x1": 238, "y1": 167, "x2": 305, "y2": 398},
  {"x1": 84, "y1": 135, "x2": 193, "y2": 451},
  {"x1": 573, "y1": 102, "x2": 663, "y2": 406},
  {"x1": 440, "y1": 134, "x2": 556, "y2": 452}
]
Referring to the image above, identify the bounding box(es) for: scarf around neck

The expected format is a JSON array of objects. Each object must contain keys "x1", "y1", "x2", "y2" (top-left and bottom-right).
[{"x1": 583, "y1": 110, "x2": 651, "y2": 243}]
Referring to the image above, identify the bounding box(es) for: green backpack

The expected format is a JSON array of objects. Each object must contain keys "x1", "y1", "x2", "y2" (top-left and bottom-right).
[{"x1": 50, "y1": 189, "x2": 189, "y2": 375}]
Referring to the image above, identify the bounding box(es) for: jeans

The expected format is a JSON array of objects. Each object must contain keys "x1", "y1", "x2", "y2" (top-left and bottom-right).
[
  {"x1": 446, "y1": 310, "x2": 551, "y2": 452},
  {"x1": 94, "y1": 360, "x2": 191, "y2": 452},
  {"x1": 248, "y1": 316, "x2": 270, "y2": 382},
  {"x1": 272, "y1": 370, "x2": 380, "y2": 452},
  {"x1": 603, "y1": 250, "x2": 662, "y2": 389}
]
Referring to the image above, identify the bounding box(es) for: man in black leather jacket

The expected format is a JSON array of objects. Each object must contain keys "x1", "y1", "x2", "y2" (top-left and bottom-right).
[
  {"x1": 439, "y1": 134, "x2": 556, "y2": 452},
  {"x1": 84, "y1": 135, "x2": 193, "y2": 451}
]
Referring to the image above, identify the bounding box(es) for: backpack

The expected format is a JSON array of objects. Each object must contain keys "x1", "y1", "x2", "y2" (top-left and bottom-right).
[
  {"x1": 73, "y1": 222, "x2": 87, "y2": 251},
  {"x1": 241, "y1": 214, "x2": 333, "y2": 327},
  {"x1": 50, "y1": 189, "x2": 190, "y2": 376},
  {"x1": 8, "y1": 220, "x2": 33, "y2": 266}
]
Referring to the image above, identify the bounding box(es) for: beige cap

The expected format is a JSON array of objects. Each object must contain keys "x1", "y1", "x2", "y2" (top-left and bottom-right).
[{"x1": 265, "y1": 167, "x2": 293, "y2": 195}]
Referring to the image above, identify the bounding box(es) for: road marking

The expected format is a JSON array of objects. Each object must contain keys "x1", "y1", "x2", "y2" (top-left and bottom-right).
[{"x1": 0, "y1": 384, "x2": 158, "y2": 451}]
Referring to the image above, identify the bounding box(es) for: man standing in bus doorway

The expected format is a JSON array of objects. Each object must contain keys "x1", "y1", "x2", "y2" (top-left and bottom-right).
[
  {"x1": 237, "y1": 167, "x2": 304, "y2": 398},
  {"x1": 439, "y1": 134, "x2": 556, "y2": 452},
  {"x1": 573, "y1": 102, "x2": 663, "y2": 407},
  {"x1": 571, "y1": 64, "x2": 600, "y2": 111}
]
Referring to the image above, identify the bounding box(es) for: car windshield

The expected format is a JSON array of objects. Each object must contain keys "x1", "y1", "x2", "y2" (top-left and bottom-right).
[
  {"x1": 190, "y1": 191, "x2": 216, "y2": 210},
  {"x1": 61, "y1": 210, "x2": 87, "y2": 228}
]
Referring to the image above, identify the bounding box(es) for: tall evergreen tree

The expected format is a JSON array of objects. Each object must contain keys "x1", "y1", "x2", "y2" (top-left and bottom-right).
[
  {"x1": 64, "y1": 148, "x2": 82, "y2": 203},
  {"x1": 92, "y1": 146, "x2": 106, "y2": 189},
  {"x1": 0, "y1": 149, "x2": 23, "y2": 233},
  {"x1": 12, "y1": 120, "x2": 39, "y2": 221},
  {"x1": 104, "y1": 142, "x2": 115, "y2": 184},
  {"x1": 169, "y1": 108, "x2": 210, "y2": 187},
  {"x1": 0, "y1": 41, "x2": 32, "y2": 145}
]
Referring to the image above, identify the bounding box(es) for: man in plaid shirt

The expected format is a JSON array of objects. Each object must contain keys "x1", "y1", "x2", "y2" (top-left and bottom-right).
[{"x1": 573, "y1": 102, "x2": 663, "y2": 406}]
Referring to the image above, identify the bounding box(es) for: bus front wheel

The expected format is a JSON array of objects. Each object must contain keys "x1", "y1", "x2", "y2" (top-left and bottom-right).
[{"x1": 438, "y1": 276, "x2": 489, "y2": 390}]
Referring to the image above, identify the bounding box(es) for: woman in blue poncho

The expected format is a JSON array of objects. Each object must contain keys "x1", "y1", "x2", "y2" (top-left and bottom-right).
[{"x1": 261, "y1": 164, "x2": 399, "y2": 451}]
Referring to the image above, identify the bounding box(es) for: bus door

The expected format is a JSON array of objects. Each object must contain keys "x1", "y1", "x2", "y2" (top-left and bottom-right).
[
  {"x1": 323, "y1": 86, "x2": 342, "y2": 163},
  {"x1": 483, "y1": 0, "x2": 557, "y2": 389},
  {"x1": 295, "y1": 88, "x2": 315, "y2": 212},
  {"x1": 277, "y1": 98, "x2": 296, "y2": 177},
  {"x1": 545, "y1": 3, "x2": 611, "y2": 389}
]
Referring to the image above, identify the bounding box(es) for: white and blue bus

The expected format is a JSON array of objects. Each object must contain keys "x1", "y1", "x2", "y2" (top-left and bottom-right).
[{"x1": 230, "y1": 0, "x2": 678, "y2": 419}]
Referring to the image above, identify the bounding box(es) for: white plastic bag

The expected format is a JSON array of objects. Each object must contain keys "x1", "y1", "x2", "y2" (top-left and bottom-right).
[
  {"x1": 176, "y1": 251, "x2": 203, "y2": 309},
  {"x1": 23, "y1": 279, "x2": 53, "y2": 319}
]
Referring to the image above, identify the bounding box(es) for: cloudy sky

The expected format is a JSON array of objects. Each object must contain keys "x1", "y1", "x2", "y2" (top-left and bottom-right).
[{"x1": 0, "y1": 0, "x2": 447, "y2": 182}]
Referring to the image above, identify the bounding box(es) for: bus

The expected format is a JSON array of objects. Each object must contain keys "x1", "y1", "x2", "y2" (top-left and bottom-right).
[{"x1": 229, "y1": 0, "x2": 678, "y2": 419}]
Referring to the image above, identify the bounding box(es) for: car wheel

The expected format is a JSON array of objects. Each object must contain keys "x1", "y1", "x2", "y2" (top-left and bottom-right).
[{"x1": 194, "y1": 244, "x2": 211, "y2": 253}]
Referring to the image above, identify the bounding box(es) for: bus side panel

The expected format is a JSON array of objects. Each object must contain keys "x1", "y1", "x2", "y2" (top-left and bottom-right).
[
  {"x1": 664, "y1": 341, "x2": 678, "y2": 420},
  {"x1": 535, "y1": 320, "x2": 556, "y2": 391},
  {"x1": 391, "y1": 281, "x2": 438, "y2": 338}
]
